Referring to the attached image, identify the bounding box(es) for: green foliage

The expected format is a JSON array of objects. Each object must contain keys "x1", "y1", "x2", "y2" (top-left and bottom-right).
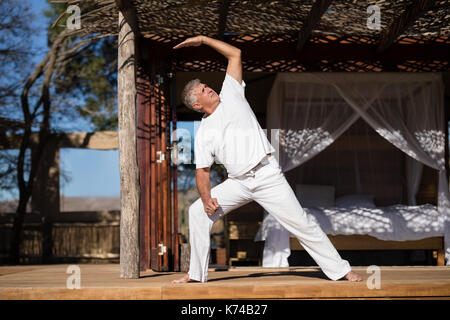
[{"x1": 45, "y1": 1, "x2": 118, "y2": 131}]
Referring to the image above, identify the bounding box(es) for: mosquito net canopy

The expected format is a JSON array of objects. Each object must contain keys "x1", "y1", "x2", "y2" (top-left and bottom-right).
[{"x1": 264, "y1": 72, "x2": 449, "y2": 265}]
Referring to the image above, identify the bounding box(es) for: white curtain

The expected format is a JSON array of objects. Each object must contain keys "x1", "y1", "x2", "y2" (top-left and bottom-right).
[
  {"x1": 267, "y1": 75, "x2": 361, "y2": 172},
  {"x1": 255, "y1": 210, "x2": 291, "y2": 267},
  {"x1": 406, "y1": 156, "x2": 424, "y2": 206},
  {"x1": 261, "y1": 72, "x2": 449, "y2": 266}
]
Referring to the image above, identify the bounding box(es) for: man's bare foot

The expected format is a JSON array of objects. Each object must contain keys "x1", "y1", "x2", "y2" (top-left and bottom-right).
[
  {"x1": 343, "y1": 271, "x2": 362, "y2": 282},
  {"x1": 171, "y1": 273, "x2": 197, "y2": 284}
]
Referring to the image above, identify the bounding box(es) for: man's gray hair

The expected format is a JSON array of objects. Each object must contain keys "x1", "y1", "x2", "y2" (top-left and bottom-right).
[{"x1": 181, "y1": 79, "x2": 202, "y2": 113}]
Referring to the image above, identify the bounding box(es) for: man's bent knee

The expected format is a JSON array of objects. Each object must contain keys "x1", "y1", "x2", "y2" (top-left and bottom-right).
[
  {"x1": 189, "y1": 199, "x2": 220, "y2": 226},
  {"x1": 189, "y1": 200, "x2": 210, "y2": 221}
]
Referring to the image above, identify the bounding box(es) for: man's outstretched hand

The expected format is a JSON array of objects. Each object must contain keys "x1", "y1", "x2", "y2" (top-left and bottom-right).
[
  {"x1": 174, "y1": 35, "x2": 242, "y2": 83},
  {"x1": 173, "y1": 36, "x2": 204, "y2": 49}
]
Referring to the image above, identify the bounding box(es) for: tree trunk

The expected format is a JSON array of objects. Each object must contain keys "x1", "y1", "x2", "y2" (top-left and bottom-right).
[
  {"x1": 9, "y1": 29, "x2": 67, "y2": 265},
  {"x1": 9, "y1": 196, "x2": 29, "y2": 264}
]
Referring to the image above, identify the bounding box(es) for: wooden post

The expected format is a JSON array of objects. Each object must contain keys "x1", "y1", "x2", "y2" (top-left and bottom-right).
[{"x1": 118, "y1": 11, "x2": 140, "y2": 279}]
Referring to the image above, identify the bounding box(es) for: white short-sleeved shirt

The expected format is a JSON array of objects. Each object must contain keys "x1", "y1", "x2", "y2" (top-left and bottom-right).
[{"x1": 194, "y1": 73, "x2": 275, "y2": 178}]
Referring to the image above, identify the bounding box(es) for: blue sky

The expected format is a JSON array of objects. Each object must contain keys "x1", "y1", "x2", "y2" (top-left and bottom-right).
[
  {"x1": 29, "y1": 0, "x2": 49, "y2": 62},
  {"x1": 60, "y1": 149, "x2": 120, "y2": 197},
  {"x1": 59, "y1": 121, "x2": 196, "y2": 198}
]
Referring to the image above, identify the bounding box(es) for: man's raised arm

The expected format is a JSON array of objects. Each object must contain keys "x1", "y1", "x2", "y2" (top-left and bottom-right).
[{"x1": 173, "y1": 35, "x2": 242, "y2": 84}]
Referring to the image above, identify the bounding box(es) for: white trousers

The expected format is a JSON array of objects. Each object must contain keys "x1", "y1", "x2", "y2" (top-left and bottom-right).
[{"x1": 188, "y1": 155, "x2": 352, "y2": 282}]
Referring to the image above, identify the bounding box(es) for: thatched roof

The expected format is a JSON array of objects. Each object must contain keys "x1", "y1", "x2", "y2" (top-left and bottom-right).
[
  {"x1": 54, "y1": 0, "x2": 450, "y2": 72},
  {"x1": 57, "y1": 0, "x2": 449, "y2": 38}
]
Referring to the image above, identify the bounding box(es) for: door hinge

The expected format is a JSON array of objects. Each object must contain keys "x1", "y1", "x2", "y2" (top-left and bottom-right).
[
  {"x1": 156, "y1": 151, "x2": 165, "y2": 163},
  {"x1": 158, "y1": 243, "x2": 167, "y2": 256}
]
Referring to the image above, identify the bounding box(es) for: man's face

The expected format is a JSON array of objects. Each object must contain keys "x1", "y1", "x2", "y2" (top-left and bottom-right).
[{"x1": 192, "y1": 83, "x2": 219, "y2": 111}]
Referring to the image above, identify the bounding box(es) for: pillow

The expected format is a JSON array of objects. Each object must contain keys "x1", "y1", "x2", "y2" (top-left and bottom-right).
[
  {"x1": 296, "y1": 184, "x2": 335, "y2": 207},
  {"x1": 335, "y1": 194, "x2": 376, "y2": 208}
]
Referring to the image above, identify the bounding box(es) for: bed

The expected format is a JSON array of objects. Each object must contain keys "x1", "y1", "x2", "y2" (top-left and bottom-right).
[
  {"x1": 257, "y1": 184, "x2": 446, "y2": 266},
  {"x1": 295, "y1": 196, "x2": 445, "y2": 266}
]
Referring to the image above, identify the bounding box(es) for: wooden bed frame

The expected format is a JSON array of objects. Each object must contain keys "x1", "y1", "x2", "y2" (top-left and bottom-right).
[{"x1": 290, "y1": 235, "x2": 445, "y2": 266}]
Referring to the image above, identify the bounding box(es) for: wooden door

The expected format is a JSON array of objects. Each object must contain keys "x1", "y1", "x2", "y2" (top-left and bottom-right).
[{"x1": 137, "y1": 60, "x2": 178, "y2": 272}]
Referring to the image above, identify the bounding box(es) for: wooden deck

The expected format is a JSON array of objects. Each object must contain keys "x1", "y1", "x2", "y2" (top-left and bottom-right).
[{"x1": 0, "y1": 264, "x2": 449, "y2": 300}]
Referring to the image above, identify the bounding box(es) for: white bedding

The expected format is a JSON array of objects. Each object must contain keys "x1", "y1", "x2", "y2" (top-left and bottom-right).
[
  {"x1": 255, "y1": 203, "x2": 449, "y2": 266},
  {"x1": 302, "y1": 204, "x2": 444, "y2": 242}
]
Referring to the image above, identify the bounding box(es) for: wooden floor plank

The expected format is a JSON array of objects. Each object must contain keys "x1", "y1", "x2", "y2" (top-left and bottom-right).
[{"x1": 0, "y1": 264, "x2": 449, "y2": 300}]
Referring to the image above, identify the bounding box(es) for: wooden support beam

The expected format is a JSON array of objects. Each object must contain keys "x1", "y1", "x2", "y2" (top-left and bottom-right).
[
  {"x1": 290, "y1": 235, "x2": 444, "y2": 251},
  {"x1": 0, "y1": 131, "x2": 118, "y2": 150},
  {"x1": 377, "y1": 0, "x2": 436, "y2": 54},
  {"x1": 56, "y1": 131, "x2": 118, "y2": 149},
  {"x1": 217, "y1": 0, "x2": 230, "y2": 41},
  {"x1": 296, "y1": 0, "x2": 333, "y2": 52},
  {"x1": 116, "y1": 0, "x2": 143, "y2": 64},
  {"x1": 115, "y1": 0, "x2": 141, "y2": 37},
  {"x1": 118, "y1": 11, "x2": 140, "y2": 279},
  {"x1": 157, "y1": 37, "x2": 450, "y2": 63}
]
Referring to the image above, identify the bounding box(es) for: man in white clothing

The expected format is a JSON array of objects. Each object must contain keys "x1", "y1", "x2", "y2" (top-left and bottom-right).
[{"x1": 172, "y1": 35, "x2": 362, "y2": 283}]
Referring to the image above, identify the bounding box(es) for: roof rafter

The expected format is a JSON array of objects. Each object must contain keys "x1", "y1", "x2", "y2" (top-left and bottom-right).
[
  {"x1": 161, "y1": 38, "x2": 450, "y2": 62},
  {"x1": 377, "y1": 0, "x2": 436, "y2": 54},
  {"x1": 217, "y1": 0, "x2": 230, "y2": 41},
  {"x1": 115, "y1": 0, "x2": 141, "y2": 38},
  {"x1": 296, "y1": 0, "x2": 333, "y2": 52}
]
